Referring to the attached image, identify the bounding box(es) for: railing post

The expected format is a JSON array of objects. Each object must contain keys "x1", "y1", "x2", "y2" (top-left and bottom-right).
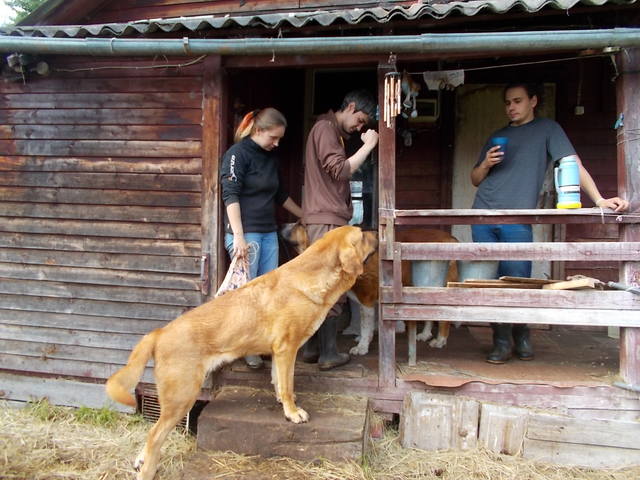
[{"x1": 616, "y1": 47, "x2": 640, "y2": 388}]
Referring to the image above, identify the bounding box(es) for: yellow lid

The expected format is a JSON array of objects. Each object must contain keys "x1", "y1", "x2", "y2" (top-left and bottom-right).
[{"x1": 556, "y1": 201, "x2": 582, "y2": 209}]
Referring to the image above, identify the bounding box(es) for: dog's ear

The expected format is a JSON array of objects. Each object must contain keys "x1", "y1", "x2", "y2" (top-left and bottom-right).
[{"x1": 338, "y1": 228, "x2": 364, "y2": 277}]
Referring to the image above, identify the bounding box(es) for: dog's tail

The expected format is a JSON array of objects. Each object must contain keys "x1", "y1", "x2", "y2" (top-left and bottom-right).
[{"x1": 105, "y1": 329, "x2": 160, "y2": 407}]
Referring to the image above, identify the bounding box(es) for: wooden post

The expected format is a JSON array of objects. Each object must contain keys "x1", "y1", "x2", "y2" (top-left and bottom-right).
[
  {"x1": 201, "y1": 55, "x2": 228, "y2": 300},
  {"x1": 616, "y1": 48, "x2": 640, "y2": 388},
  {"x1": 378, "y1": 61, "x2": 397, "y2": 389}
]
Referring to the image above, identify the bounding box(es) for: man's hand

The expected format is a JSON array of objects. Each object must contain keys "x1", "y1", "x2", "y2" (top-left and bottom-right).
[
  {"x1": 471, "y1": 146, "x2": 504, "y2": 186},
  {"x1": 482, "y1": 145, "x2": 504, "y2": 169},
  {"x1": 595, "y1": 197, "x2": 630, "y2": 212},
  {"x1": 361, "y1": 129, "x2": 379, "y2": 148}
]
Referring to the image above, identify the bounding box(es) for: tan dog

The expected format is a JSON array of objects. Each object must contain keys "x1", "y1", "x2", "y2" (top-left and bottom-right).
[
  {"x1": 281, "y1": 224, "x2": 457, "y2": 355},
  {"x1": 106, "y1": 225, "x2": 377, "y2": 480}
]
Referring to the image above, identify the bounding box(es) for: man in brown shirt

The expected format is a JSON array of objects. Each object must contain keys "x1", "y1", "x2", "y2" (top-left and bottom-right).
[{"x1": 302, "y1": 89, "x2": 379, "y2": 370}]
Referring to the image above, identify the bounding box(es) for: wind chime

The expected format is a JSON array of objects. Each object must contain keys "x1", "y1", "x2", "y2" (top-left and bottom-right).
[{"x1": 383, "y1": 71, "x2": 402, "y2": 128}]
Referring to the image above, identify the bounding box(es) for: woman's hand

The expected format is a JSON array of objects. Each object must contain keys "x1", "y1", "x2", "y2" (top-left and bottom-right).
[{"x1": 232, "y1": 234, "x2": 249, "y2": 259}]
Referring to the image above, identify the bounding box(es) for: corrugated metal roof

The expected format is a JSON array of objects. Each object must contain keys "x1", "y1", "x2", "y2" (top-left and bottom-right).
[{"x1": 1, "y1": 0, "x2": 636, "y2": 38}]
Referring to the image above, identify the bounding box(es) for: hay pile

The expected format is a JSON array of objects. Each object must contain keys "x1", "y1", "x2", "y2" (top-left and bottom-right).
[
  {"x1": 1, "y1": 401, "x2": 639, "y2": 480},
  {"x1": 0, "y1": 401, "x2": 194, "y2": 479}
]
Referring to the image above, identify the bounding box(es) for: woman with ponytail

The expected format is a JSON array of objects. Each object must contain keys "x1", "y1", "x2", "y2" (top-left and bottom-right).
[{"x1": 220, "y1": 107, "x2": 303, "y2": 369}]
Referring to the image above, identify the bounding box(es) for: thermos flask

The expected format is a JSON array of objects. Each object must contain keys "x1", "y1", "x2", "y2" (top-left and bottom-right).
[{"x1": 554, "y1": 155, "x2": 581, "y2": 209}]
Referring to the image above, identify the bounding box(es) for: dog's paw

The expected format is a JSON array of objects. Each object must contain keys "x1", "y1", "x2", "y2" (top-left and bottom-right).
[
  {"x1": 429, "y1": 336, "x2": 447, "y2": 349},
  {"x1": 133, "y1": 453, "x2": 144, "y2": 472},
  {"x1": 286, "y1": 407, "x2": 309, "y2": 424},
  {"x1": 350, "y1": 344, "x2": 369, "y2": 356},
  {"x1": 416, "y1": 332, "x2": 433, "y2": 342}
]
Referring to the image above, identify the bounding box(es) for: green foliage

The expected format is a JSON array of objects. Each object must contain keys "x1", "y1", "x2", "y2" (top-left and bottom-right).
[
  {"x1": 6, "y1": 0, "x2": 48, "y2": 24},
  {"x1": 26, "y1": 398, "x2": 71, "y2": 422},
  {"x1": 74, "y1": 405, "x2": 121, "y2": 428},
  {"x1": 25, "y1": 398, "x2": 147, "y2": 428}
]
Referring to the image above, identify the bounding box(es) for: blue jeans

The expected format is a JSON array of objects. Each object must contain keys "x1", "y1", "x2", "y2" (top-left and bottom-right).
[
  {"x1": 471, "y1": 224, "x2": 533, "y2": 278},
  {"x1": 224, "y1": 231, "x2": 279, "y2": 280}
]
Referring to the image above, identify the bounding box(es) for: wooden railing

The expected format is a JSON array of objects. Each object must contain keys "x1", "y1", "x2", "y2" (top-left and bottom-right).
[{"x1": 377, "y1": 208, "x2": 640, "y2": 389}]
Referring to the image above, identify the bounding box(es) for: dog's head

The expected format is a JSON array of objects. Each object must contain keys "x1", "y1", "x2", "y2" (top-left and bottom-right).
[
  {"x1": 279, "y1": 221, "x2": 309, "y2": 255},
  {"x1": 314, "y1": 226, "x2": 378, "y2": 278}
]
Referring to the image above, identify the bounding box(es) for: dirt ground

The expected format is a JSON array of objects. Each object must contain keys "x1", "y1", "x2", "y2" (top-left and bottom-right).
[{"x1": 2, "y1": 401, "x2": 640, "y2": 480}]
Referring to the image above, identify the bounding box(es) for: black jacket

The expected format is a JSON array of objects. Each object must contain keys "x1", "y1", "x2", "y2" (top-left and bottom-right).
[{"x1": 220, "y1": 137, "x2": 288, "y2": 234}]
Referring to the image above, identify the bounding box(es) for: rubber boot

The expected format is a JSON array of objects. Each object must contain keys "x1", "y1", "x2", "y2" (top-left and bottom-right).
[
  {"x1": 512, "y1": 324, "x2": 534, "y2": 361},
  {"x1": 486, "y1": 324, "x2": 512, "y2": 364},
  {"x1": 317, "y1": 315, "x2": 350, "y2": 371},
  {"x1": 301, "y1": 333, "x2": 319, "y2": 364}
]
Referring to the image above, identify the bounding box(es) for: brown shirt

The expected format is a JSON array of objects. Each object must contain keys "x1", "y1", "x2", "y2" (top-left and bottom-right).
[{"x1": 302, "y1": 111, "x2": 353, "y2": 226}]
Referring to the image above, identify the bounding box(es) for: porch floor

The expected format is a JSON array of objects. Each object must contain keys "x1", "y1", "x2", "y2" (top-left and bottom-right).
[
  {"x1": 395, "y1": 324, "x2": 619, "y2": 388},
  {"x1": 216, "y1": 324, "x2": 622, "y2": 414}
]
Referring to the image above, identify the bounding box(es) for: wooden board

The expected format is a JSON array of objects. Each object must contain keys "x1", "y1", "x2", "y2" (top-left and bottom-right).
[
  {"x1": 542, "y1": 277, "x2": 602, "y2": 290},
  {"x1": 400, "y1": 392, "x2": 479, "y2": 451},
  {"x1": 447, "y1": 281, "x2": 542, "y2": 289},
  {"x1": 499, "y1": 276, "x2": 561, "y2": 284},
  {"x1": 197, "y1": 387, "x2": 369, "y2": 462},
  {"x1": 523, "y1": 438, "x2": 640, "y2": 468},
  {"x1": 479, "y1": 403, "x2": 529, "y2": 455},
  {"x1": 0, "y1": 371, "x2": 135, "y2": 412},
  {"x1": 383, "y1": 305, "x2": 640, "y2": 327}
]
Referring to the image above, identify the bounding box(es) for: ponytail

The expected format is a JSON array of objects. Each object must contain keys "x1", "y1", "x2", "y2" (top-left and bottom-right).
[
  {"x1": 234, "y1": 107, "x2": 287, "y2": 143},
  {"x1": 234, "y1": 110, "x2": 259, "y2": 143}
]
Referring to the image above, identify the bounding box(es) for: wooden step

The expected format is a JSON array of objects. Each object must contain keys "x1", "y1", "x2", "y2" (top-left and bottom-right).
[{"x1": 197, "y1": 386, "x2": 371, "y2": 461}]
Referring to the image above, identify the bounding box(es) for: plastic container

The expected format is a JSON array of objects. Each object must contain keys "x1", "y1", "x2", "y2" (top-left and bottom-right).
[
  {"x1": 456, "y1": 260, "x2": 499, "y2": 282},
  {"x1": 554, "y1": 155, "x2": 582, "y2": 209},
  {"x1": 411, "y1": 260, "x2": 449, "y2": 287}
]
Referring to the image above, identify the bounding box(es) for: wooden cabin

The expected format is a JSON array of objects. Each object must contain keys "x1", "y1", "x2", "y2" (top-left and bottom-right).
[{"x1": 1, "y1": 0, "x2": 640, "y2": 463}]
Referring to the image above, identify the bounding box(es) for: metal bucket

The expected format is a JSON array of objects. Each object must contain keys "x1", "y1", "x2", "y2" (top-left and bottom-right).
[
  {"x1": 411, "y1": 260, "x2": 449, "y2": 287},
  {"x1": 456, "y1": 260, "x2": 499, "y2": 282}
]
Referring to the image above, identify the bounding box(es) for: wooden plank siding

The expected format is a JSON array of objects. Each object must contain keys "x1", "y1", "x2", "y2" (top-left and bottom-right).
[{"x1": 0, "y1": 56, "x2": 206, "y2": 400}]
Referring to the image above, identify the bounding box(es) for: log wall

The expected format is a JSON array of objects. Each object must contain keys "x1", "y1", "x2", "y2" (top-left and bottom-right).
[{"x1": 0, "y1": 57, "x2": 206, "y2": 404}]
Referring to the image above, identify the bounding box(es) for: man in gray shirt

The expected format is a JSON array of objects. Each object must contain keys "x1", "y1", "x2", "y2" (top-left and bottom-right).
[{"x1": 471, "y1": 83, "x2": 629, "y2": 364}]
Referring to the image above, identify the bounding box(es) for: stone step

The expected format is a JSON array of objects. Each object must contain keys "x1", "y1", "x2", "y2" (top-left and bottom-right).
[{"x1": 197, "y1": 386, "x2": 371, "y2": 462}]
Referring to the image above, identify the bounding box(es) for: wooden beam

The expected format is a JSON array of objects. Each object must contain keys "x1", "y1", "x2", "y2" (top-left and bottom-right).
[
  {"x1": 381, "y1": 241, "x2": 640, "y2": 261},
  {"x1": 393, "y1": 208, "x2": 639, "y2": 225},
  {"x1": 541, "y1": 277, "x2": 602, "y2": 290},
  {"x1": 616, "y1": 47, "x2": 640, "y2": 388},
  {"x1": 201, "y1": 55, "x2": 227, "y2": 299},
  {"x1": 382, "y1": 305, "x2": 640, "y2": 327},
  {"x1": 381, "y1": 286, "x2": 640, "y2": 310},
  {"x1": 378, "y1": 61, "x2": 397, "y2": 389}
]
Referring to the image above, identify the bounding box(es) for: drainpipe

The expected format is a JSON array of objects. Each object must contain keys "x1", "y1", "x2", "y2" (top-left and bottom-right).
[{"x1": 0, "y1": 28, "x2": 639, "y2": 56}]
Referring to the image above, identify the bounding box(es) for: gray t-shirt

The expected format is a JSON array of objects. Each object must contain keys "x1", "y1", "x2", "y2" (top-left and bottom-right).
[{"x1": 472, "y1": 117, "x2": 576, "y2": 209}]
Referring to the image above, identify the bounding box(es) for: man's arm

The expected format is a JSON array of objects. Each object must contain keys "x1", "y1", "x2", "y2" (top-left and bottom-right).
[
  {"x1": 576, "y1": 156, "x2": 629, "y2": 212},
  {"x1": 348, "y1": 129, "x2": 379, "y2": 174},
  {"x1": 282, "y1": 197, "x2": 303, "y2": 219}
]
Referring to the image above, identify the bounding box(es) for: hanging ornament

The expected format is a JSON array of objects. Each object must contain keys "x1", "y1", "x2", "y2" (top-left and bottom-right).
[{"x1": 384, "y1": 71, "x2": 401, "y2": 128}]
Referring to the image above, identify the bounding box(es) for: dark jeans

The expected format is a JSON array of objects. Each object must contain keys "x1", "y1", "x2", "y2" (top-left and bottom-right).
[{"x1": 471, "y1": 224, "x2": 533, "y2": 278}]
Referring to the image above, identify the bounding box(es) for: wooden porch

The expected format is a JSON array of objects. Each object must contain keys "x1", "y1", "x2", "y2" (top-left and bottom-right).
[
  {"x1": 212, "y1": 321, "x2": 640, "y2": 419},
  {"x1": 371, "y1": 49, "x2": 640, "y2": 407}
]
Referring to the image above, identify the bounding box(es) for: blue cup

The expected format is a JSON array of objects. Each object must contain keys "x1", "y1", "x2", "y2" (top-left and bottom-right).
[{"x1": 491, "y1": 136, "x2": 508, "y2": 157}]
